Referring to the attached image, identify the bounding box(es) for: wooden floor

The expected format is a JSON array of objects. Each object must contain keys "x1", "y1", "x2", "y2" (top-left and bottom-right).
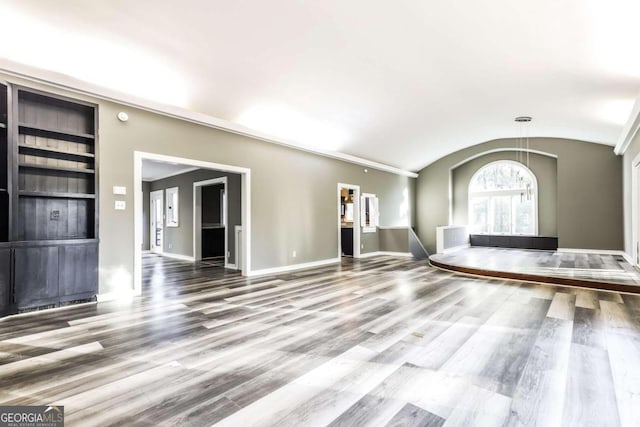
[
  {"x1": 431, "y1": 247, "x2": 640, "y2": 289},
  {"x1": 2, "y1": 253, "x2": 640, "y2": 426}
]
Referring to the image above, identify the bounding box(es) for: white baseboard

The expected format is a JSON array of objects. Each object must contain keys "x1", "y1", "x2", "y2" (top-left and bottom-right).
[
  {"x1": 162, "y1": 252, "x2": 196, "y2": 262},
  {"x1": 247, "y1": 257, "x2": 340, "y2": 277},
  {"x1": 359, "y1": 251, "x2": 413, "y2": 258},
  {"x1": 440, "y1": 244, "x2": 470, "y2": 255},
  {"x1": 225, "y1": 263, "x2": 238, "y2": 270},
  {"x1": 97, "y1": 289, "x2": 136, "y2": 302}
]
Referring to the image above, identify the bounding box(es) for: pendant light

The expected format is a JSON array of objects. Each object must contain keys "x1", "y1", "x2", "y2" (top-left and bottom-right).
[{"x1": 515, "y1": 116, "x2": 533, "y2": 201}]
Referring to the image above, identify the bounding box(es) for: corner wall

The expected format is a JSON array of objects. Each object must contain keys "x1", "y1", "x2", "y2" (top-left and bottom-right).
[{"x1": 416, "y1": 138, "x2": 622, "y2": 254}]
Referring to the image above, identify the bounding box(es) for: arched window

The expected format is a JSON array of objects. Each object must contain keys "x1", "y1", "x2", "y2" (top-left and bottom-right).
[{"x1": 468, "y1": 160, "x2": 537, "y2": 235}]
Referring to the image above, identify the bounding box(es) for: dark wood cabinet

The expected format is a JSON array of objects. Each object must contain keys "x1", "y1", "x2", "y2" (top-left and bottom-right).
[
  {"x1": 0, "y1": 82, "x2": 99, "y2": 316},
  {"x1": 59, "y1": 242, "x2": 98, "y2": 302},
  {"x1": 14, "y1": 246, "x2": 59, "y2": 309},
  {"x1": 0, "y1": 247, "x2": 11, "y2": 316}
]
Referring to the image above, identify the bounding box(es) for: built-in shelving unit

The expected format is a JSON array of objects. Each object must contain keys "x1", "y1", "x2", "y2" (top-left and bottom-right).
[{"x1": 0, "y1": 84, "x2": 99, "y2": 316}]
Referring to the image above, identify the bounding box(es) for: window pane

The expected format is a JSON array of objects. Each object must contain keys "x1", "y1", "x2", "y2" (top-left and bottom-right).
[
  {"x1": 513, "y1": 195, "x2": 535, "y2": 234},
  {"x1": 470, "y1": 197, "x2": 489, "y2": 233},
  {"x1": 470, "y1": 161, "x2": 534, "y2": 192},
  {"x1": 492, "y1": 196, "x2": 511, "y2": 233}
]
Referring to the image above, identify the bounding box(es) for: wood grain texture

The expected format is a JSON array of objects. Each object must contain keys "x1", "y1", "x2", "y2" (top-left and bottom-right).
[{"x1": 0, "y1": 253, "x2": 636, "y2": 426}]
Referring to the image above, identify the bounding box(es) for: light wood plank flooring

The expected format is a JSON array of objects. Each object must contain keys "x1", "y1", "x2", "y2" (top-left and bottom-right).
[{"x1": 1, "y1": 254, "x2": 640, "y2": 426}]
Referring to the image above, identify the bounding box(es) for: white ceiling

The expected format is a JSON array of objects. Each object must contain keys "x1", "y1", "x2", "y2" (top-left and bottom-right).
[
  {"x1": 2, "y1": 0, "x2": 640, "y2": 172},
  {"x1": 141, "y1": 159, "x2": 197, "y2": 182}
]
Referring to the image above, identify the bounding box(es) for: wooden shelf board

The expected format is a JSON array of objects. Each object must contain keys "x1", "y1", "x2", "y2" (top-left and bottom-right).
[
  {"x1": 19, "y1": 123, "x2": 95, "y2": 140},
  {"x1": 18, "y1": 163, "x2": 95, "y2": 174},
  {"x1": 19, "y1": 144, "x2": 95, "y2": 158},
  {"x1": 18, "y1": 191, "x2": 95, "y2": 199}
]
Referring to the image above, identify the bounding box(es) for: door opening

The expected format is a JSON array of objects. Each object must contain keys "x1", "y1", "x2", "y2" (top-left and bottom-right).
[
  {"x1": 150, "y1": 190, "x2": 164, "y2": 254},
  {"x1": 338, "y1": 183, "x2": 360, "y2": 258}
]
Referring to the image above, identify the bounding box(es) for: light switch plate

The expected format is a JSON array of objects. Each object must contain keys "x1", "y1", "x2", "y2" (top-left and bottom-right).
[
  {"x1": 115, "y1": 200, "x2": 126, "y2": 210},
  {"x1": 113, "y1": 186, "x2": 127, "y2": 195}
]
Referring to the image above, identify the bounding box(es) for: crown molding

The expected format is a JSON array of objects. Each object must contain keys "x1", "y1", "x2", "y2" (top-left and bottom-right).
[
  {"x1": 0, "y1": 59, "x2": 418, "y2": 178},
  {"x1": 615, "y1": 90, "x2": 640, "y2": 155}
]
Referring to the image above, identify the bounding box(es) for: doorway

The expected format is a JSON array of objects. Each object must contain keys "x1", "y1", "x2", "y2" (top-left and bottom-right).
[
  {"x1": 338, "y1": 183, "x2": 360, "y2": 258},
  {"x1": 194, "y1": 177, "x2": 229, "y2": 267},
  {"x1": 135, "y1": 151, "x2": 252, "y2": 296},
  {"x1": 150, "y1": 190, "x2": 164, "y2": 254}
]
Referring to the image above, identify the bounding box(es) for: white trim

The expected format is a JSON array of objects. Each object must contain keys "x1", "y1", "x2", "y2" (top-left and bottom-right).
[
  {"x1": 97, "y1": 289, "x2": 136, "y2": 302},
  {"x1": 149, "y1": 190, "x2": 164, "y2": 254},
  {"x1": 632, "y1": 151, "x2": 640, "y2": 267},
  {"x1": 338, "y1": 183, "x2": 361, "y2": 258},
  {"x1": 161, "y1": 252, "x2": 196, "y2": 262},
  {"x1": 0, "y1": 61, "x2": 417, "y2": 178},
  {"x1": 135, "y1": 151, "x2": 251, "y2": 298},
  {"x1": 143, "y1": 166, "x2": 199, "y2": 182},
  {"x1": 193, "y1": 177, "x2": 228, "y2": 267},
  {"x1": 359, "y1": 251, "x2": 413, "y2": 258},
  {"x1": 234, "y1": 225, "x2": 243, "y2": 271},
  {"x1": 247, "y1": 257, "x2": 340, "y2": 277},
  {"x1": 226, "y1": 264, "x2": 238, "y2": 270},
  {"x1": 614, "y1": 90, "x2": 640, "y2": 155}
]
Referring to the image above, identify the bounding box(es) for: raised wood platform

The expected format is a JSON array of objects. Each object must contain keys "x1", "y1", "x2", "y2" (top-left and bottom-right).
[{"x1": 431, "y1": 247, "x2": 640, "y2": 294}]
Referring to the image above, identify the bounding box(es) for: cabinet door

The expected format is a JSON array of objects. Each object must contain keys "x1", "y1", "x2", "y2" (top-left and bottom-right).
[
  {"x1": 14, "y1": 246, "x2": 59, "y2": 309},
  {"x1": 0, "y1": 248, "x2": 11, "y2": 316},
  {"x1": 59, "y1": 243, "x2": 98, "y2": 301}
]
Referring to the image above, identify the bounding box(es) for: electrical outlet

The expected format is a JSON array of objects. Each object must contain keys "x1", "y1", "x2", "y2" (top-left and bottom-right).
[
  {"x1": 115, "y1": 200, "x2": 126, "y2": 210},
  {"x1": 292, "y1": 250, "x2": 297, "y2": 258},
  {"x1": 168, "y1": 243, "x2": 172, "y2": 249},
  {"x1": 50, "y1": 210, "x2": 60, "y2": 220},
  {"x1": 361, "y1": 244, "x2": 364, "y2": 249},
  {"x1": 227, "y1": 251, "x2": 230, "y2": 258}
]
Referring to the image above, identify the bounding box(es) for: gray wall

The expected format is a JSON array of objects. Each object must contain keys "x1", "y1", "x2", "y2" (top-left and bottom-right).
[
  {"x1": 379, "y1": 228, "x2": 409, "y2": 253},
  {"x1": 416, "y1": 138, "x2": 623, "y2": 254},
  {"x1": 148, "y1": 169, "x2": 242, "y2": 264},
  {"x1": 0, "y1": 73, "x2": 416, "y2": 294},
  {"x1": 451, "y1": 151, "x2": 558, "y2": 236},
  {"x1": 202, "y1": 184, "x2": 224, "y2": 224},
  {"x1": 142, "y1": 181, "x2": 151, "y2": 251},
  {"x1": 623, "y1": 130, "x2": 640, "y2": 259}
]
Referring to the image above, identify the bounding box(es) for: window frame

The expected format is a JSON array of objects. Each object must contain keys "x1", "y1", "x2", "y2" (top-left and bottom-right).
[{"x1": 468, "y1": 160, "x2": 538, "y2": 235}]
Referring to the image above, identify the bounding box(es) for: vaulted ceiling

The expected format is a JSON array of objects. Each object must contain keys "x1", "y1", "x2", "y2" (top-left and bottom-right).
[{"x1": 1, "y1": 0, "x2": 639, "y2": 172}]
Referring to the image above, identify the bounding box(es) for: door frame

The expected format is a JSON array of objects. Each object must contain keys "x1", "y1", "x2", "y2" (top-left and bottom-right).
[
  {"x1": 632, "y1": 151, "x2": 640, "y2": 265},
  {"x1": 337, "y1": 183, "x2": 361, "y2": 259},
  {"x1": 150, "y1": 189, "x2": 164, "y2": 254},
  {"x1": 193, "y1": 177, "x2": 229, "y2": 267},
  {"x1": 135, "y1": 151, "x2": 251, "y2": 296}
]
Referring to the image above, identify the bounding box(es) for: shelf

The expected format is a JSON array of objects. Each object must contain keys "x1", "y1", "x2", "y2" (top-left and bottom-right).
[
  {"x1": 19, "y1": 144, "x2": 94, "y2": 159},
  {"x1": 19, "y1": 123, "x2": 94, "y2": 141},
  {"x1": 18, "y1": 191, "x2": 95, "y2": 199},
  {"x1": 19, "y1": 163, "x2": 95, "y2": 174}
]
